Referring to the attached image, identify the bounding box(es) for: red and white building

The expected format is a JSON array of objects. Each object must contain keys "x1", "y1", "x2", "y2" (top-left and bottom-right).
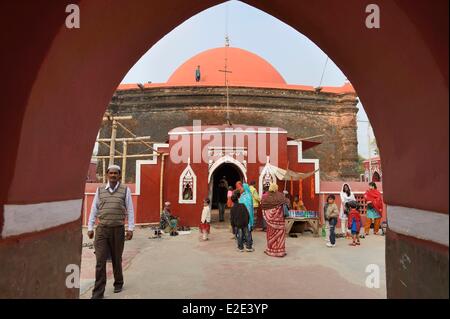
[
  {"x1": 361, "y1": 156, "x2": 382, "y2": 182},
  {"x1": 83, "y1": 124, "x2": 321, "y2": 226}
]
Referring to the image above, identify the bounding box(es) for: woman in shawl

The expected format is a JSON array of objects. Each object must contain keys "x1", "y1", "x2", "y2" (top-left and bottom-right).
[
  {"x1": 363, "y1": 182, "x2": 384, "y2": 235},
  {"x1": 235, "y1": 181, "x2": 244, "y2": 196},
  {"x1": 260, "y1": 182, "x2": 290, "y2": 257},
  {"x1": 238, "y1": 183, "x2": 255, "y2": 247},
  {"x1": 339, "y1": 183, "x2": 356, "y2": 237},
  {"x1": 239, "y1": 183, "x2": 255, "y2": 229}
]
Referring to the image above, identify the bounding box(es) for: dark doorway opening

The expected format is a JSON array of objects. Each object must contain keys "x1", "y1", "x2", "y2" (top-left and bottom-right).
[
  {"x1": 372, "y1": 171, "x2": 381, "y2": 182},
  {"x1": 211, "y1": 163, "x2": 243, "y2": 209}
]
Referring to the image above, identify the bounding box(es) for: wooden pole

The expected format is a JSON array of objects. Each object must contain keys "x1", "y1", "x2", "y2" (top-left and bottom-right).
[
  {"x1": 115, "y1": 121, "x2": 161, "y2": 155},
  {"x1": 122, "y1": 141, "x2": 127, "y2": 183},
  {"x1": 98, "y1": 136, "x2": 151, "y2": 142},
  {"x1": 294, "y1": 134, "x2": 325, "y2": 141},
  {"x1": 99, "y1": 140, "x2": 122, "y2": 155},
  {"x1": 284, "y1": 161, "x2": 290, "y2": 191},
  {"x1": 109, "y1": 119, "x2": 117, "y2": 167},
  {"x1": 102, "y1": 158, "x2": 106, "y2": 183},
  {"x1": 160, "y1": 153, "x2": 167, "y2": 213},
  {"x1": 92, "y1": 154, "x2": 156, "y2": 159},
  {"x1": 102, "y1": 115, "x2": 133, "y2": 121}
]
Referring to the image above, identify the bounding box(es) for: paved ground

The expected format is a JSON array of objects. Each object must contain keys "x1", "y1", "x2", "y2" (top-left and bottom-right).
[{"x1": 80, "y1": 211, "x2": 386, "y2": 299}]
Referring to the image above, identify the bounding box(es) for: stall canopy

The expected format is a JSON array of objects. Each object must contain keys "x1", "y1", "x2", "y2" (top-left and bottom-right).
[{"x1": 266, "y1": 163, "x2": 318, "y2": 181}]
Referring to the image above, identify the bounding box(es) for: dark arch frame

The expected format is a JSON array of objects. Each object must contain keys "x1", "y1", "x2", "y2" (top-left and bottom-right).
[{"x1": 0, "y1": 0, "x2": 447, "y2": 299}]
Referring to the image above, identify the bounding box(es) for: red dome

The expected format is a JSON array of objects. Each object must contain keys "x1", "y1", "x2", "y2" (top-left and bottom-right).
[{"x1": 167, "y1": 47, "x2": 286, "y2": 85}]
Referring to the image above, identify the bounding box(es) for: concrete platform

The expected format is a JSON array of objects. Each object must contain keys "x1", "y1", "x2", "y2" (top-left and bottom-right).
[{"x1": 80, "y1": 219, "x2": 386, "y2": 299}]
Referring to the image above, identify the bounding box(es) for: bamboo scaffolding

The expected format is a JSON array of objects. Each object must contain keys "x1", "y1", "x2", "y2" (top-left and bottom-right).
[
  {"x1": 102, "y1": 115, "x2": 133, "y2": 121},
  {"x1": 122, "y1": 141, "x2": 127, "y2": 183},
  {"x1": 99, "y1": 140, "x2": 122, "y2": 156},
  {"x1": 92, "y1": 154, "x2": 156, "y2": 159},
  {"x1": 115, "y1": 121, "x2": 161, "y2": 155},
  {"x1": 97, "y1": 136, "x2": 151, "y2": 142}
]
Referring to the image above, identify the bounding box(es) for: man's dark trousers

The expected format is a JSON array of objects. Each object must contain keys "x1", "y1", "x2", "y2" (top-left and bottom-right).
[
  {"x1": 92, "y1": 225, "x2": 125, "y2": 298},
  {"x1": 218, "y1": 202, "x2": 226, "y2": 222}
]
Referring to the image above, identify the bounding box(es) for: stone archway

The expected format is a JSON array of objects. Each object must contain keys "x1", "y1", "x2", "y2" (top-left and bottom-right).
[
  {"x1": 208, "y1": 155, "x2": 247, "y2": 184},
  {"x1": 0, "y1": 1, "x2": 447, "y2": 298},
  {"x1": 208, "y1": 162, "x2": 243, "y2": 213}
]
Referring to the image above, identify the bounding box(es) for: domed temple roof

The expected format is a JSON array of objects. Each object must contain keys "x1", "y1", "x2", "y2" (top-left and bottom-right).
[
  {"x1": 167, "y1": 47, "x2": 286, "y2": 85},
  {"x1": 118, "y1": 47, "x2": 355, "y2": 94}
]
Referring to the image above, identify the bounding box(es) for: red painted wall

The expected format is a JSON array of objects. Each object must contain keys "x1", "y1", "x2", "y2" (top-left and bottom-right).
[
  {"x1": 136, "y1": 130, "x2": 298, "y2": 226},
  {"x1": 137, "y1": 162, "x2": 162, "y2": 224},
  {"x1": 0, "y1": 0, "x2": 447, "y2": 298}
]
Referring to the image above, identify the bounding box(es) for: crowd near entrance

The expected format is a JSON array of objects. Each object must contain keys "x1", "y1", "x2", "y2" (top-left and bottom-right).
[{"x1": 210, "y1": 163, "x2": 244, "y2": 222}]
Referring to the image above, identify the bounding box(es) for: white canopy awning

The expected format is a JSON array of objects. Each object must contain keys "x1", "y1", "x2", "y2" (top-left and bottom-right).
[{"x1": 266, "y1": 163, "x2": 318, "y2": 181}]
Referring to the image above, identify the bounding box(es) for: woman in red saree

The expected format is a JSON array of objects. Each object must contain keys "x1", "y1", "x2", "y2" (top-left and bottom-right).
[
  {"x1": 363, "y1": 182, "x2": 384, "y2": 235},
  {"x1": 260, "y1": 183, "x2": 290, "y2": 257}
]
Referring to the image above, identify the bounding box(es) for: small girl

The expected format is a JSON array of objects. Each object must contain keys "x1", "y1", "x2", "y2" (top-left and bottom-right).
[
  {"x1": 227, "y1": 186, "x2": 234, "y2": 208},
  {"x1": 347, "y1": 201, "x2": 362, "y2": 246},
  {"x1": 200, "y1": 198, "x2": 211, "y2": 240}
]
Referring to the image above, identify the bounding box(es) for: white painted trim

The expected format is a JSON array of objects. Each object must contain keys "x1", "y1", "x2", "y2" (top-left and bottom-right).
[
  {"x1": 135, "y1": 143, "x2": 168, "y2": 195},
  {"x1": 2, "y1": 199, "x2": 83, "y2": 238},
  {"x1": 135, "y1": 160, "x2": 153, "y2": 196},
  {"x1": 179, "y1": 162, "x2": 197, "y2": 204},
  {"x1": 387, "y1": 205, "x2": 449, "y2": 247},
  {"x1": 207, "y1": 155, "x2": 247, "y2": 183},
  {"x1": 83, "y1": 195, "x2": 88, "y2": 227},
  {"x1": 169, "y1": 129, "x2": 287, "y2": 135},
  {"x1": 289, "y1": 140, "x2": 320, "y2": 194}
]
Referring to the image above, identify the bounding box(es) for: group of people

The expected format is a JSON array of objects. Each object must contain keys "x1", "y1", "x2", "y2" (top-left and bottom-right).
[
  {"x1": 86, "y1": 164, "x2": 384, "y2": 299},
  {"x1": 324, "y1": 182, "x2": 384, "y2": 248},
  {"x1": 204, "y1": 179, "x2": 258, "y2": 251},
  {"x1": 201, "y1": 179, "x2": 293, "y2": 257}
]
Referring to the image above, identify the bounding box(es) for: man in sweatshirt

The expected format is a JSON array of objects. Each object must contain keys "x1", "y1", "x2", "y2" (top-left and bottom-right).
[{"x1": 230, "y1": 194, "x2": 254, "y2": 252}]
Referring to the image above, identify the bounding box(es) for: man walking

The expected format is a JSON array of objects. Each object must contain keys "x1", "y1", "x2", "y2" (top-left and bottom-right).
[
  {"x1": 217, "y1": 179, "x2": 228, "y2": 222},
  {"x1": 87, "y1": 164, "x2": 134, "y2": 299}
]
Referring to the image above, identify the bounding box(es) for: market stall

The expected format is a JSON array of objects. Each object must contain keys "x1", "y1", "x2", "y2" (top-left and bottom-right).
[{"x1": 264, "y1": 163, "x2": 320, "y2": 237}]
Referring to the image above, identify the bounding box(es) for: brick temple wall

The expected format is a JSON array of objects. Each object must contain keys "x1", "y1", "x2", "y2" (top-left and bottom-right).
[{"x1": 97, "y1": 86, "x2": 359, "y2": 182}]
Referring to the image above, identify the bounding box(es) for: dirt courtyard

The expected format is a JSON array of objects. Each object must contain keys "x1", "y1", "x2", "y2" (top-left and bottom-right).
[{"x1": 80, "y1": 211, "x2": 386, "y2": 299}]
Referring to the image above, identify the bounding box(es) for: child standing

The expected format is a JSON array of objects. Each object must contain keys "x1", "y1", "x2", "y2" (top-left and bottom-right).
[
  {"x1": 200, "y1": 198, "x2": 211, "y2": 241},
  {"x1": 227, "y1": 186, "x2": 233, "y2": 208},
  {"x1": 325, "y1": 194, "x2": 339, "y2": 248},
  {"x1": 347, "y1": 201, "x2": 362, "y2": 246}
]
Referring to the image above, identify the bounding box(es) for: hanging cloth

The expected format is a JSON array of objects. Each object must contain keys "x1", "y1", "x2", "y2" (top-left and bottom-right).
[{"x1": 266, "y1": 163, "x2": 318, "y2": 181}]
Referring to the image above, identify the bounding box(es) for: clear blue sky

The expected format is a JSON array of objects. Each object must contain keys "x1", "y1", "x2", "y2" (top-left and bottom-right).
[{"x1": 122, "y1": 1, "x2": 374, "y2": 158}]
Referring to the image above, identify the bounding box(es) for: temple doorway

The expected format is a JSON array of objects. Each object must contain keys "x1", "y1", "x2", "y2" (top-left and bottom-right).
[
  {"x1": 209, "y1": 163, "x2": 244, "y2": 223},
  {"x1": 372, "y1": 171, "x2": 381, "y2": 182}
]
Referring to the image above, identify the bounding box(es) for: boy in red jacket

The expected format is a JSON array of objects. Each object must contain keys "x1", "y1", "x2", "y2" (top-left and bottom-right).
[{"x1": 347, "y1": 201, "x2": 362, "y2": 246}]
